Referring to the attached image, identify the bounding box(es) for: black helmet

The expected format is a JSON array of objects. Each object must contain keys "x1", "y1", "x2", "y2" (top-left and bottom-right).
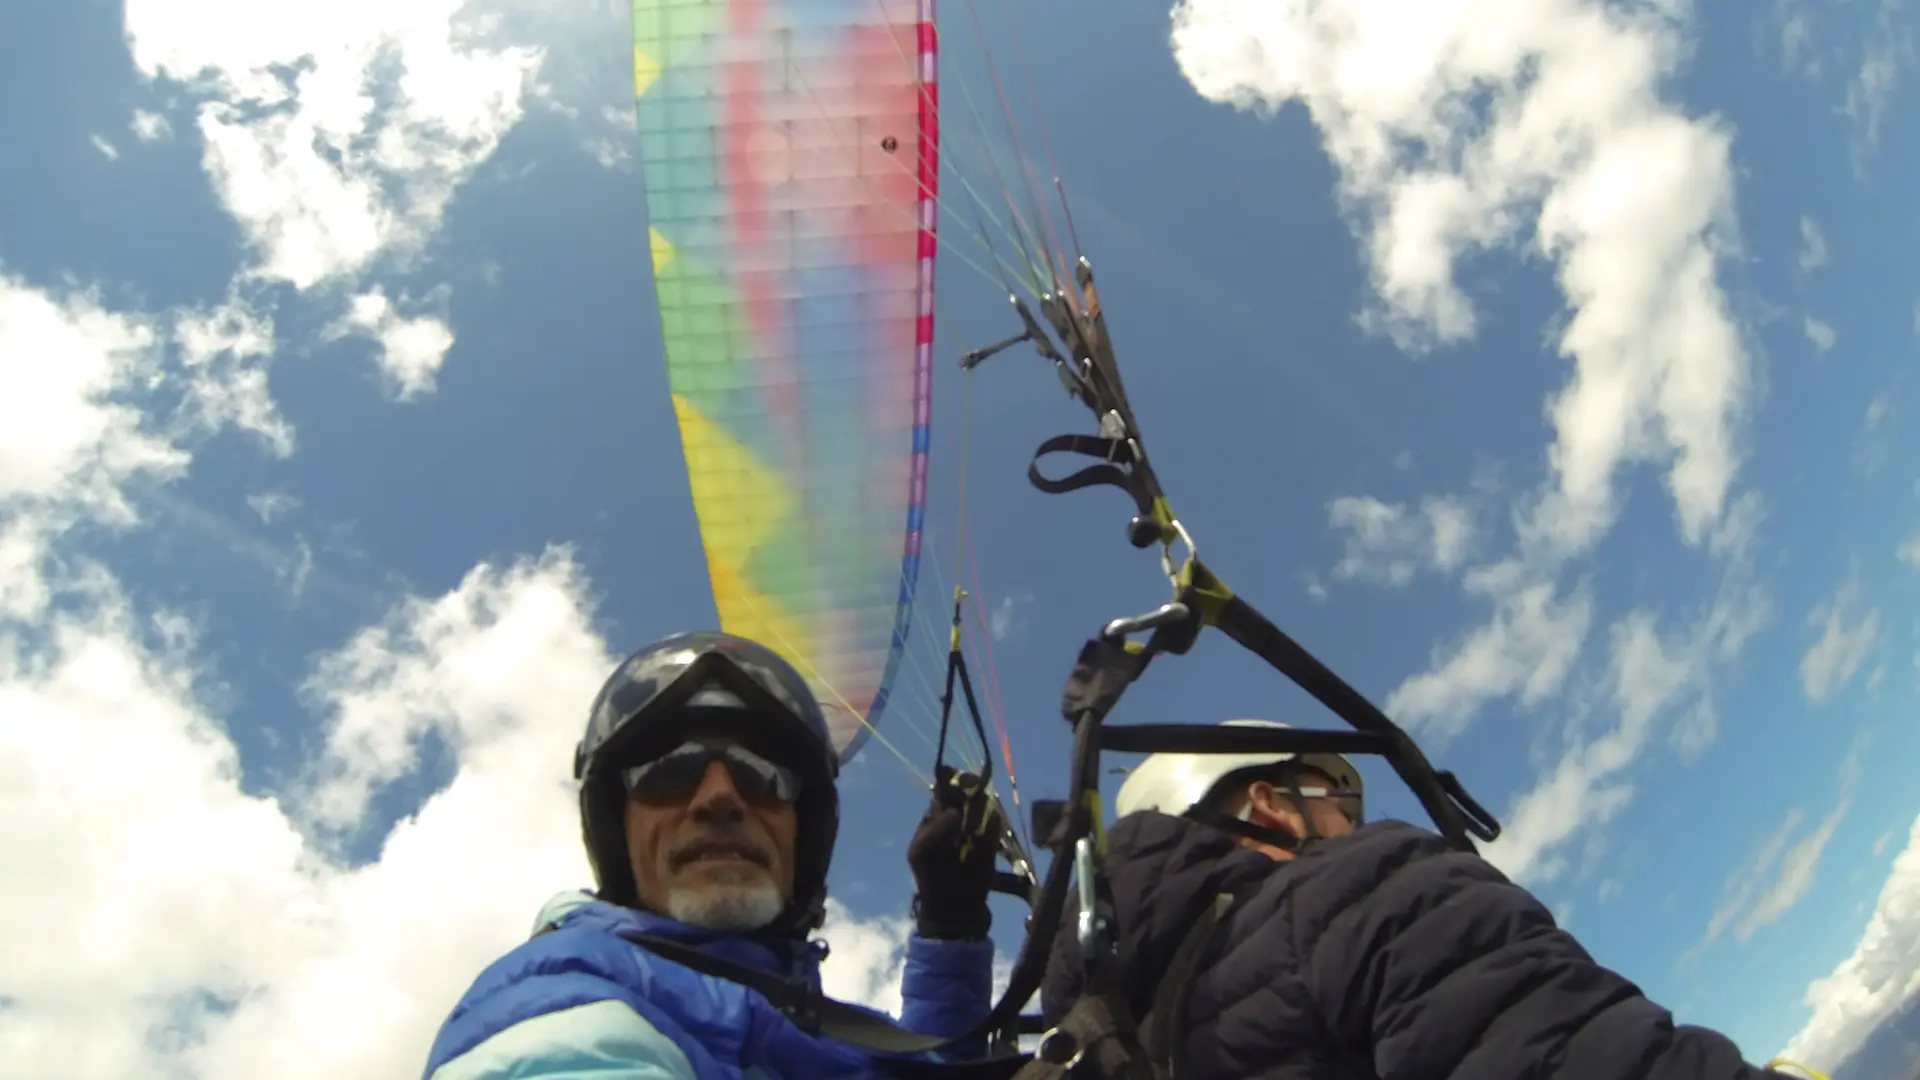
[{"x1": 574, "y1": 631, "x2": 840, "y2": 937}]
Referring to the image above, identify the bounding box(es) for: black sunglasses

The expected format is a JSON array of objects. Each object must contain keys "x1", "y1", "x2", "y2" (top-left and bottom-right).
[{"x1": 620, "y1": 739, "x2": 802, "y2": 805}]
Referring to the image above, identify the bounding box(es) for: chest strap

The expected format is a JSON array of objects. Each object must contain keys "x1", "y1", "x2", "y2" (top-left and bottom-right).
[
  {"x1": 621, "y1": 931, "x2": 960, "y2": 1054},
  {"x1": 1138, "y1": 891, "x2": 1239, "y2": 1079}
]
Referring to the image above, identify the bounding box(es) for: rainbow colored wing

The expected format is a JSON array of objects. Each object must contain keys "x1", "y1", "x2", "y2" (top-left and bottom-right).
[{"x1": 632, "y1": 0, "x2": 939, "y2": 761}]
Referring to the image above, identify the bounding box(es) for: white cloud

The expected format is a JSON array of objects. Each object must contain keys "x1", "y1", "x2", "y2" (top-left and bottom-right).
[
  {"x1": 0, "y1": 579, "x2": 311, "y2": 1077},
  {"x1": 131, "y1": 108, "x2": 174, "y2": 142},
  {"x1": 1732, "y1": 805, "x2": 1846, "y2": 937},
  {"x1": 296, "y1": 550, "x2": 609, "y2": 833},
  {"x1": 127, "y1": 0, "x2": 544, "y2": 294},
  {"x1": 1842, "y1": 0, "x2": 1912, "y2": 174},
  {"x1": 0, "y1": 271, "x2": 291, "y2": 585},
  {"x1": 1480, "y1": 611, "x2": 1675, "y2": 883},
  {"x1": 1800, "y1": 574, "x2": 1880, "y2": 704},
  {"x1": 1170, "y1": 0, "x2": 1752, "y2": 558},
  {"x1": 0, "y1": 275, "x2": 181, "y2": 531},
  {"x1": 326, "y1": 287, "x2": 457, "y2": 400},
  {"x1": 1327, "y1": 493, "x2": 1477, "y2": 586},
  {"x1": 1684, "y1": 742, "x2": 1862, "y2": 967},
  {"x1": 1168, "y1": 0, "x2": 1762, "y2": 756},
  {"x1": 0, "y1": 272, "x2": 298, "y2": 1071},
  {"x1": 1767, "y1": 0, "x2": 1912, "y2": 177},
  {"x1": 1797, "y1": 216, "x2": 1829, "y2": 273},
  {"x1": 173, "y1": 291, "x2": 294, "y2": 455},
  {"x1": 817, "y1": 905, "x2": 1012, "y2": 1022},
  {"x1": 1, "y1": 271, "x2": 294, "y2": 625},
  {"x1": 1780, "y1": 813, "x2": 1920, "y2": 1072},
  {"x1": 91, "y1": 133, "x2": 122, "y2": 160},
  {"x1": 141, "y1": 485, "x2": 340, "y2": 604},
  {"x1": 0, "y1": 543, "x2": 613, "y2": 1078},
  {"x1": 120, "y1": 0, "x2": 541, "y2": 402},
  {"x1": 286, "y1": 539, "x2": 318, "y2": 598},
  {"x1": 1384, "y1": 564, "x2": 1592, "y2": 742},
  {"x1": 1769, "y1": 0, "x2": 1822, "y2": 78},
  {"x1": 584, "y1": 102, "x2": 637, "y2": 170},
  {"x1": 0, "y1": 271, "x2": 955, "y2": 1076},
  {"x1": 3, "y1": 539, "x2": 963, "y2": 1077},
  {"x1": 247, "y1": 491, "x2": 299, "y2": 525},
  {"x1": 1899, "y1": 532, "x2": 1920, "y2": 570},
  {"x1": 1667, "y1": 696, "x2": 1718, "y2": 761},
  {"x1": 7, "y1": 3, "x2": 988, "y2": 1069},
  {"x1": 1707, "y1": 490, "x2": 1767, "y2": 564},
  {"x1": 819, "y1": 903, "x2": 915, "y2": 1016},
  {"x1": 1483, "y1": 573, "x2": 1768, "y2": 884},
  {"x1": 1853, "y1": 394, "x2": 1892, "y2": 477},
  {"x1": 988, "y1": 593, "x2": 1029, "y2": 643},
  {"x1": 1803, "y1": 315, "x2": 1836, "y2": 354}
]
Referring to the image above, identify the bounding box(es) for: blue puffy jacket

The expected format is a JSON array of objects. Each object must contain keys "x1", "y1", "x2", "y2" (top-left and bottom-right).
[{"x1": 424, "y1": 891, "x2": 996, "y2": 1080}]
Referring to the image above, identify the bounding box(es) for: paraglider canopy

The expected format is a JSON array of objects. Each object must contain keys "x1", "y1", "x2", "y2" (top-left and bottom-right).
[{"x1": 633, "y1": 0, "x2": 942, "y2": 765}]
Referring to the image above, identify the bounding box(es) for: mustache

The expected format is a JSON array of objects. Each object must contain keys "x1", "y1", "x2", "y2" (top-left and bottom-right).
[{"x1": 669, "y1": 833, "x2": 772, "y2": 870}]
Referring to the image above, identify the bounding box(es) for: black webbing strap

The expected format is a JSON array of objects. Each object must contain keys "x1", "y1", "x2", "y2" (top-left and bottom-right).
[
  {"x1": 622, "y1": 932, "x2": 954, "y2": 1055},
  {"x1": 1205, "y1": 589, "x2": 1501, "y2": 849},
  {"x1": 1059, "y1": 636, "x2": 1159, "y2": 727},
  {"x1": 1138, "y1": 892, "x2": 1237, "y2": 1078},
  {"x1": 931, "y1": 592, "x2": 1040, "y2": 901},
  {"x1": 934, "y1": 591, "x2": 997, "y2": 790},
  {"x1": 1028, "y1": 435, "x2": 1154, "y2": 521},
  {"x1": 624, "y1": 932, "x2": 1066, "y2": 1080}
]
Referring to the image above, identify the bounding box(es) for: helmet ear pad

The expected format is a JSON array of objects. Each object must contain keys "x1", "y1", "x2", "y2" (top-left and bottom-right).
[
  {"x1": 575, "y1": 644, "x2": 841, "y2": 936},
  {"x1": 581, "y1": 770, "x2": 641, "y2": 908}
]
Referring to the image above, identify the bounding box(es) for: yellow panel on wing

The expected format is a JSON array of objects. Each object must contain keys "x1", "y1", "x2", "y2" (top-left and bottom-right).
[
  {"x1": 706, "y1": 556, "x2": 816, "y2": 685},
  {"x1": 633, "y1": 45, "x2": 659, "y2": 99},
  {"x1": 649, "y1": 227, "x2": 674, "y2": 274},
  {"x1": 669, "y1": 392, "x2": 812, "y2": 662}
]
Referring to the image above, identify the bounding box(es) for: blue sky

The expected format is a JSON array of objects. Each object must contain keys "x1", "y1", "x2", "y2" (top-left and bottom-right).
[{"x1": 3, "y1": 0, "x2": 1919, "y2": 1077}]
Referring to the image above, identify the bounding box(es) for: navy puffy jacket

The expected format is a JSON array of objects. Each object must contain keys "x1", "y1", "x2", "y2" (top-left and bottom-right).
[{"x1": 1042, "y1": 813, "x2": 1788, "y2": 1079}]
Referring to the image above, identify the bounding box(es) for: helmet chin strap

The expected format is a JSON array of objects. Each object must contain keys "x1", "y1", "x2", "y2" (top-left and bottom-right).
[
  {"x1": 1187, "y1": 808, "x2": 1307, "y2": 853},
  {"x1": 1187, "y1": 766, "x2": 1329, "y2": 855}
]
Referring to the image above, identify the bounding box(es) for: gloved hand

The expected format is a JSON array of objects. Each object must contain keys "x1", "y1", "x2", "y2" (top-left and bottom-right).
[{"x1": 907, "y1": 766, "x2": 1001, "y2": 940}]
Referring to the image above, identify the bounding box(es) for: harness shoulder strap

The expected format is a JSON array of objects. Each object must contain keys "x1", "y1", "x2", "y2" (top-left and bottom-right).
[
  {"x1": 1004, "y1": 891, "x2": 1239, "y2": 1080},
  {"x1": 623, "y1": 932, "x2": 954, "y2": 1055},
  {"x1": 1137, "y1": 891, "x2": 1238, "y2": 1079}
]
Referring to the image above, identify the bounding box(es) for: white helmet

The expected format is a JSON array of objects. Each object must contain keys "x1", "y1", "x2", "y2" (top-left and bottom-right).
[{"x1": 1113, "y1": 719, "x2": 1365, "y2": 819}]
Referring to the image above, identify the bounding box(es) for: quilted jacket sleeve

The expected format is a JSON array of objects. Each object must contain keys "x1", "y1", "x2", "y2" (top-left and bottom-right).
[
  {"x1": 423, "y1": 927, "x2": 709, "y2": 1080},
  {"x1": 427, "y1": 997, "x2": 697, "y2": 1080},
  {"x1": 1301, "y1": 823, "x2": 1785, "y2": 1080},
  {"x1": 898, "y1": 933, "x2": 997, "y2": 1060}
]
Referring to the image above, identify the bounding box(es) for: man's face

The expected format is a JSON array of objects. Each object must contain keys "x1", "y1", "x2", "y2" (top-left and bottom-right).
[
  {"x1": 1234, "y1": 765, "x2": 1358, "y2": 859},
  {"x1": 622, "y1": 737, "x2": 800, "y2": 931}
]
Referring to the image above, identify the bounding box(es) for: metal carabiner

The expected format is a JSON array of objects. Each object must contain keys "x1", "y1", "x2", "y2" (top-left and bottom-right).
[
  {"x1": 1100, "y1": 601, "x2": 1191, "y2": 643},
  {"x1": 1074, "y1": 836, "x2": 1104, "y2": 956}
]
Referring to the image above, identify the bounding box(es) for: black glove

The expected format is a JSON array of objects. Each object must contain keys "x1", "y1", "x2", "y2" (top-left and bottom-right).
[{"x1": 907, "y1": 766, "x2": 1001, "y2": 940}]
